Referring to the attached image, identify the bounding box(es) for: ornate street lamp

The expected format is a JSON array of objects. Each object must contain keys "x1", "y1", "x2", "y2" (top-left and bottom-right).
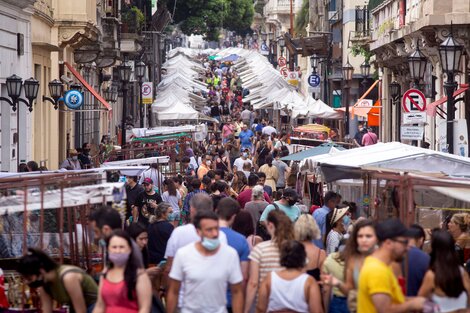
[
  {"x1": 408, "y1": 46, "x2": 427, "y2": 87},
  {"x1": 342, "y1": 57, "x2": 354, "y2": 138},
  {"x1": 0, "y1": 74, "x2": 40, "y2": 170},
  {"x1": 118, "y1": 61, "x2": 133, "y2": 147},
  {"x1": 360, "y1": 60, "x2": 371, "y2": 78},
  {"x1": 23, "y1": 77, "x2": 40, "y2": 107},
  {"x1": 310, "y1": 54, "x2": 319, "y2": 73},
  {"x1": 389, "y1": 80, "x2": 402, "y2": 141},
  {"x1": 278, "y1": 37, "x2": 285, "y2": 56},
  {"x1": 135, "y1": 60, "x2": 147, "y2": 128},
  {"x1": 43, "y1": 79, "x2": 64, "y2": 110},
  {"x1": 439, "y1": 30, "x2": 464, "y2": 154},
  {"x1": 253, "y1": 32, "x2": 258, "y2": 41},
  {"x1": 104, "y1": 87, "x2": 118, "y2": 103},
  {"x1": 261, "y1": 32, "x2": 267, "y2": 42}
]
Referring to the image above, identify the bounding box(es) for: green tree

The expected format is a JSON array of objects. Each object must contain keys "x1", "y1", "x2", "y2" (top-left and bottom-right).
[
  {"x1": 160, "y1": 0, "x2": 254, "y2": 40},
  {"x1": 294, "y1": 0, "x2": 309, "y2": 36}
]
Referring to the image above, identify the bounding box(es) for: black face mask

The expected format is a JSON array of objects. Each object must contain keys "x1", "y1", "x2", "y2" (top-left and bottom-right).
[{"x1": 28, "y1": 279, "x2": 45, "y2": 289}]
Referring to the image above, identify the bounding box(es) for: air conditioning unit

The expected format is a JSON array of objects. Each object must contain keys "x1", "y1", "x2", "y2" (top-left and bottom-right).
[{"x1": 328, "y1": 11, "x2": 338, "y2": 21}]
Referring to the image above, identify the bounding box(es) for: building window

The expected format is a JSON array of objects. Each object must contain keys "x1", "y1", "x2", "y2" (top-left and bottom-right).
[{"x1": 355, "y1": 6, "x2": 370, "y2": 37}]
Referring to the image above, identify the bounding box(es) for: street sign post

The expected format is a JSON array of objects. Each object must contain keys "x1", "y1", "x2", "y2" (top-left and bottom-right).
[
  {"x1": 402, "y1": 88, "x2": 427, "y2": 112},
  {"x1": 287, "y1": 71, "x2": 299, "y2": 86},
  {"x1": 142, "y1": 82, "x2": 153, "y2": 104},
  {"x1": 278, "y1": 57, "x2": 287, "y2": 68},
  {"x1": 280, "y1": 67, "x2": 288, "y2": 78},
  {"x1": 307, "y1": 74, "x2": 320, "y2": 87},
  {"x1": 403, "y1": 112, "x2": 427, "y2": 124},
  {"x1": 401, "y1": 125, "x2": 424, "y2": 141}
]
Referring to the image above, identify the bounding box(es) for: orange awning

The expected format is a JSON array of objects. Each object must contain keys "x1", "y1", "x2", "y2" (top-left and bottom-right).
[
  {"x1": 367, "y1": 100, "x2": 381, "y2": 126},
  {"x1": 336, "y1": 80, "x2": 379, "y2": 117},
  {"x1": 426, "y1": 84, "x2": 468, "y2": 116},
  {"x1": 64, "y1": 62, "x2": 113, "y2": 112}
]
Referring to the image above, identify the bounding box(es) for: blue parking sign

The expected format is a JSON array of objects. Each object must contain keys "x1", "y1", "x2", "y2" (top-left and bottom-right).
[{"x1": 308, "y1": 74, "x2": 321, "y2": 87}]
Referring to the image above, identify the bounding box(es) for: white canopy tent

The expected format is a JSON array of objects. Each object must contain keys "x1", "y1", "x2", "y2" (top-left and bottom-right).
[
  {"x1": 300, "y1": 142, "x2": 470, "y2": 181},
  {"x1": 291, "y1": 98, "x2": 343, "y2": 119}
]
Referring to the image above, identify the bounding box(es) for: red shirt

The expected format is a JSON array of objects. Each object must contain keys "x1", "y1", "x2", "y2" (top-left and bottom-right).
[{"x1": 237, "y1": 188, "x2": 271, "y2": 208}]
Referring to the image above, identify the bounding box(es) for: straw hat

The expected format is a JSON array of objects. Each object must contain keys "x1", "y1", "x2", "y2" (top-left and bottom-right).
[{"x1": 330, "y1": 207, "x2": 349, "y2": 225}]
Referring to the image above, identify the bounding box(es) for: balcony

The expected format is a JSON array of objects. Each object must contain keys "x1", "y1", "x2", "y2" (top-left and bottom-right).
[
  {"x1": 350, "y1": 30, "x2": 372, "y2": 45},
  {"x1": 264, "y1": 0, "x2": 302, "y2": 16}
]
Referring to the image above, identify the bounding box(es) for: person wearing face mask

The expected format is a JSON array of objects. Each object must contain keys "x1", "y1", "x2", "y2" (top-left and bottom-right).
[
  {"x1": 233, "y1": 149, "x2": 253, "y2": 173},
  {"x1": 60, "y1": 149, "x2": 82, "y2": 170},
  {"x1": 197, "y1": 154, "x2": 213, "y2": 180},
  {"x1": 259, "y1": 188, "x2": 301, "y2": 224},
  {"x1": 326, "y1": 207, "x2": 349, "y2": 255},
  {"x1": 17, "y1": 248, "x2": 98, "y2": 313},
  {"x1": 93, "y1": 230, "x2": 152, "y2": 313},
  {"x1": 147, "y1": 203, "x2": 175, "y2": 266},
  {"x1": 78, "y1": 142, "x2": 93, "y2": 169},
  {"x1": 166, "y1": 210, "x2": 244, "y2": 313}
]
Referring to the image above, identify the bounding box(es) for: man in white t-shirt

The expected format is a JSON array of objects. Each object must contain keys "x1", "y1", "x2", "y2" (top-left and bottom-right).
[
  {"x1": 163, "y1": 194, "x2": 227, "y2": 304},
  {"x1": 262, "y1": 120, "x2": 277, "y2": 136},
  {"x1": 167, "y1": 210, "x2": 244, "y2": 313},
  {"x1": 233, "y1": 149, "x2": 253, "y2": 172}
]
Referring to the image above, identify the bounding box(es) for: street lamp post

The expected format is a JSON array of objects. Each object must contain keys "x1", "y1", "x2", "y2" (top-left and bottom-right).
[
  {"x1": 342, "y1": 58, "x2": 354, "y2": 138},
  {"x1": 310, "y1": 54, "x2": 319, "y2": 74},
  {"x1": 43, "y1": 79, "x2": 64, "y2": 109},
  {"x1": 389, "y1": 81, "x2": 402, "y2": 142},
  {"x1": 278, "y1": 37, "x2": 285, "y2": 57},
  {"x1": 118, "y1": 62, "x2": 132, "y2": 147},
  {"x1": 135, "y1": 60, "x2": 146, "y2": 128},
  {"x1": 408, "y1": 45, "x2": 427, "y2": 88},
  {"x1": 439, "y1": 31, "x2": 464, "y2": 154},
  {"x1": 0, "y1": 74, "x2": 40, "y2": 170},
  {"x1": 360, "y1": 60, "x2": 371, "y2": 87}
]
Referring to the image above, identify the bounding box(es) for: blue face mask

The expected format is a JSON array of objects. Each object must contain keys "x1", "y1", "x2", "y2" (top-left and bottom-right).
[
  {"x1": 201, "y1": 237, "x2": 220, "y2": 251},
  {"x1": 343, "y1": 215, "x2": 351, "y2": 227}
]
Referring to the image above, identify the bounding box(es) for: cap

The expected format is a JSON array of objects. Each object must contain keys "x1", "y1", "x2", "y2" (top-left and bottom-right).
[
  {"x1": 375, "y1": 218, "x2": 414, "y2": 242},
  {"x1": 330, "y1": 207, "x2": 349, "y2": 225},
  {"x1": 142, "y1": 178, "x2": 153, "y2": 185}
]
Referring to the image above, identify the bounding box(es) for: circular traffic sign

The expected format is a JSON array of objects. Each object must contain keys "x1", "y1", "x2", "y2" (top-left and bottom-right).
[
  {"x1": 402, "y1": 88, "x2": 426, "y2": 113},
  {"x1": 142, "y1": 84, "x2": 152, "y2": 97},
  {"x1": 307, "y1": 74, "x2": 321, "y2": 87},
  {"x1": 64, "y1": 90, "x2": 84, "y2": 109},
  {"x1": 278, "y1": 57, "x2": 287, "y2": 67},
  {"x1": 280, "y1": 67, "x2": 288, "y2": 78}
]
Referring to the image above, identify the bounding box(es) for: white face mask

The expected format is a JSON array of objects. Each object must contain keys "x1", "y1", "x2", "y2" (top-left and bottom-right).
[{"x1": 206, "y1": 160, "x2": 212, "y2": 166}]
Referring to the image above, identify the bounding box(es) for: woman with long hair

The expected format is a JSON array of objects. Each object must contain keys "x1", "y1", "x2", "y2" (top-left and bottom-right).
[
  {"x1": 322, "y1": 219, "x2": 377, "y2": 313},
  {"x1": 257, "y1": 240, "x2": 324, "y2": 313},
  {"x1": 244, "y1": 210, "x2": 295, "y2": 313},
  {"x1": 161, "y1": 178, "x2": 182, "y2": 227},
  {"x1": 126, "y1": 223, "x2": 149, "y2": 269},
  {"x1": 233, "y1": 171, "x2": 248, "y2": 194},
  {"x1": 18, "y1": 248, "x2": 98, "y2": 313},
  {"x1": 294, "y1": 214, "x2": 326, "y2": 282},
  {"x1": 258, "y1": 155, "x2": 279, "y2": 192},
  {"x1": 93, "y1": 230, "x2": 152, "y2": 313},
  {"x1": 418, "y1": 229, "x2": 470, "y2": 313},
  {"x1": 232, "y1": 210, "x2": 263, "y2": 250}
]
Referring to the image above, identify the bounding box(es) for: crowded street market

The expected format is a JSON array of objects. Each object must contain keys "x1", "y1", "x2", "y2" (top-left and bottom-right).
[{"x1": 1, "y1": 1, "x2": 470, "y2": 312}]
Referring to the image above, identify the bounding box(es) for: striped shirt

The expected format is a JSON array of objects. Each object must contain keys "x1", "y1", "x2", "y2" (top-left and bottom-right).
[
  {"x1": 249, "y1": 240, "x2": 283, "y2": 284},
  {"x1": 326, "y1": 230, "x2": 343, "y2": 255}
]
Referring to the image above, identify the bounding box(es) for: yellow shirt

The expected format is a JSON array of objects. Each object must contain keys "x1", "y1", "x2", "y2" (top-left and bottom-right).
[{"x1": 357, "y1": 256, "x2": 405, "y2": 313}]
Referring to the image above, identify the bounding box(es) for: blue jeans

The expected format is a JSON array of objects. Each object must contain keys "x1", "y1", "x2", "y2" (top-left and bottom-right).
[{"x1": 329, "y1": 295, "x2": 349, "y2": 313}]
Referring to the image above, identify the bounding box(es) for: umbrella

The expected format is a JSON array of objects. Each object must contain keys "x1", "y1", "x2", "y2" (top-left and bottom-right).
[
  {"x1": 281, "y1": 143, "x2": 345, "y2": 161},
  {"x1": 222, "y1": 54, "x2": 240, "y2": 62}
]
